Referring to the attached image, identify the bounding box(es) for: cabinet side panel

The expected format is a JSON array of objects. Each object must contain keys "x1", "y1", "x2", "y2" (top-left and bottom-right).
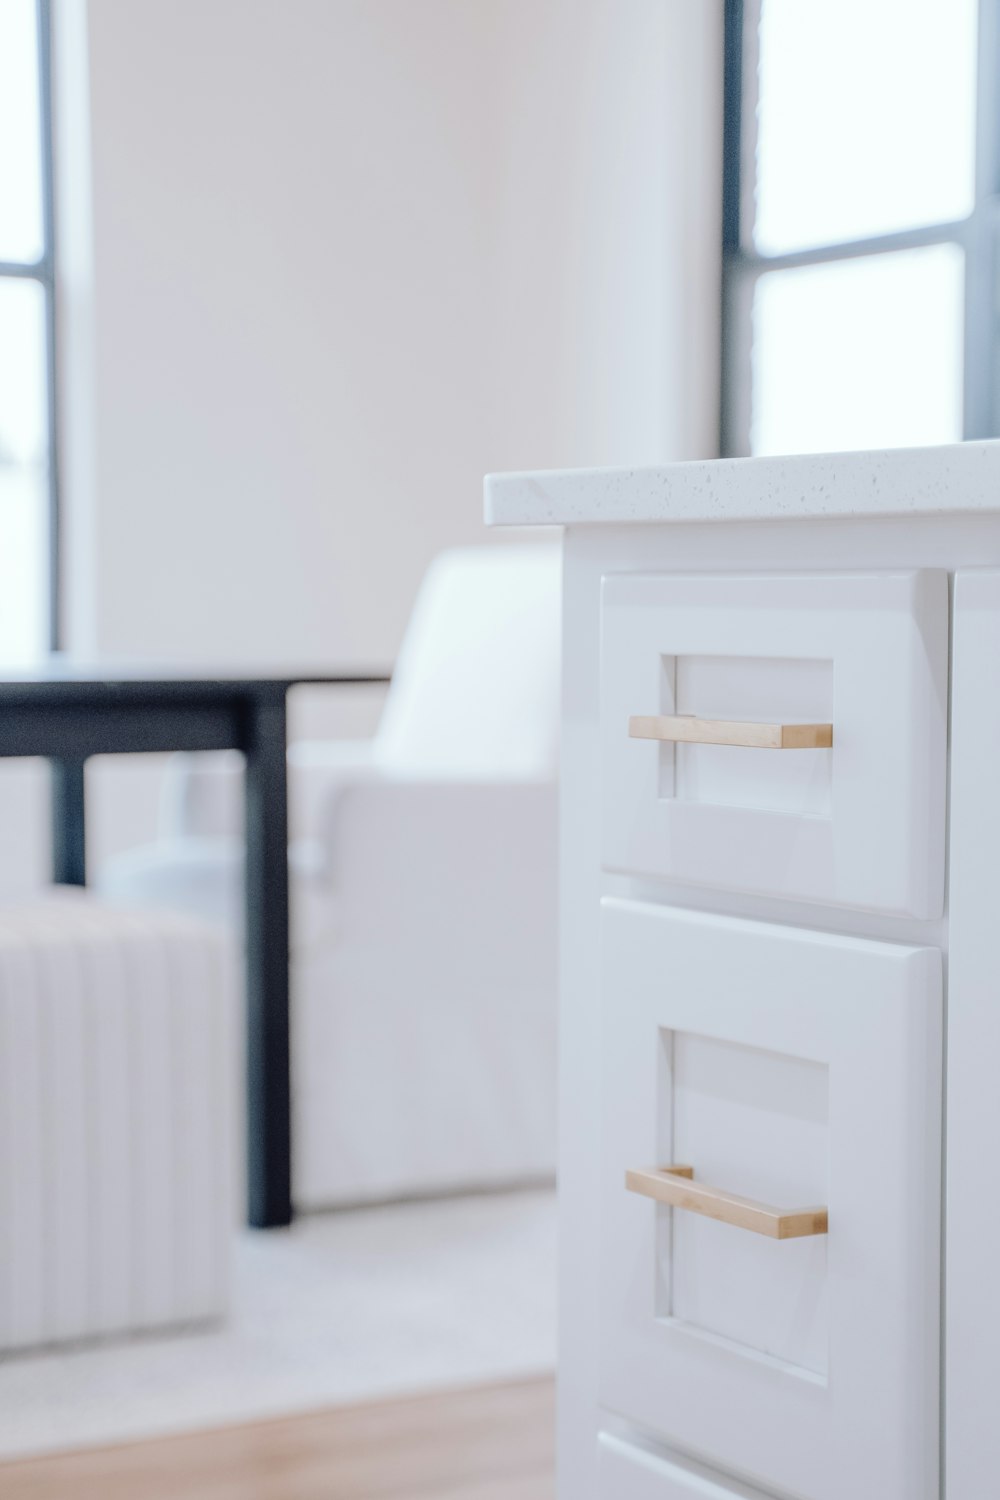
[
  {"x1": 558, "y1": 532, "x2": 608, "y2": 1500},
  {"x1": 947, "y1": 569, "x2": 1000, "y2": 1497}
]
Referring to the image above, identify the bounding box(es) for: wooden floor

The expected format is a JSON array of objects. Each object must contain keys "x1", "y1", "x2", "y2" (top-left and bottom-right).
[{"x1": 0, "y1": 1377, "x2": 555, "y2": 1500}]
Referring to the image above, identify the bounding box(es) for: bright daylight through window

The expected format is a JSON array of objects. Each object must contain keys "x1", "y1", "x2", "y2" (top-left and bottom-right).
[
  {"x1": 723, "y1": 0, "x2": 984, "y2": 457},
  {"x1": 0, "y1": 0, "x2": 52, "y2": 663}
]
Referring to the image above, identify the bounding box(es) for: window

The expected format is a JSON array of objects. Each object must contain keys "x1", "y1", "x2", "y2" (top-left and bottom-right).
[
  {"x1": 721, "y1": 0, "x2": 993, "y2": 457},
  {"x1": 0, "y1": 0, "x2": 56, "y2": 660}
]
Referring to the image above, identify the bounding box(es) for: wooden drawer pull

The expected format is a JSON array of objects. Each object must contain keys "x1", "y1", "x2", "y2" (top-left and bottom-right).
[
  {"x1": 625, "y1": 1165, "x2": 828, "y2": 1240},
  {"x1": 628, "y1": 715, "x2": 833, "y2": 750}
]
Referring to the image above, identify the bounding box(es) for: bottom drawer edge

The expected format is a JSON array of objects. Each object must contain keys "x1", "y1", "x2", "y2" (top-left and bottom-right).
[{"x1": 598, "y1": 1430, "x2": 780, "y2": 1500}]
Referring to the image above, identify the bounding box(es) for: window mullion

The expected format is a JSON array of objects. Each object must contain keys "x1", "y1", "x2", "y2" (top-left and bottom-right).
[
  {"x1": 36, "y1": 0, "x2": 59, "y2": 650},
  {"x1": 964, "y1": 0, "x2": 1000, "y2": 438}
]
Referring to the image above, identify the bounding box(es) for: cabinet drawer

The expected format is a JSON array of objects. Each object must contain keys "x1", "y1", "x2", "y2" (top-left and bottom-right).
[
  {"x1": 600, "y1": 570, "x2": 947, "y2": 916},
  {"x1": 598, "y1": 1432, "x2": 769, "y2": 1499},
  {"x1": 599, "y1": 899, "x2": 941, "y2": 1500}
]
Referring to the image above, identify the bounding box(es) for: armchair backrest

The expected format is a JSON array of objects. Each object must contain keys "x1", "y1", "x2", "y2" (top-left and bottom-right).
[{"x1": 375, "y1": 544, "x2": 561, "y2": 779}]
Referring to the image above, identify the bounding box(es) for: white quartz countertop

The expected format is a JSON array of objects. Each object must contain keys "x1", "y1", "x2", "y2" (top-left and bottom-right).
[{"x1": 484, "y1": 441, "x2": 1000, "y2": 527}]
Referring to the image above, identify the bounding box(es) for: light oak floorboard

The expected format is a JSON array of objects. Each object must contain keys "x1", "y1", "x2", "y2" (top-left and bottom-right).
[{"x1": 0, "y1": 1376, "x2": 555, "y2": 1500}]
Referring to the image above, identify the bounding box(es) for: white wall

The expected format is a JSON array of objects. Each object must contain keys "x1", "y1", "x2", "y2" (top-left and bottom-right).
[{"x1": 0, "y1": 0, "x2": 722, "y2": 894}]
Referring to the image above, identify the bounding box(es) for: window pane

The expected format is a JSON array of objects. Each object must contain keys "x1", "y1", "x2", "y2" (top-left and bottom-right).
[
  {"x1": 0, "y1": 0, "x2": 44, "y2": 264},
  {"x1": 0, "y1": 278, "x2": 48, "y2": 661},
  {"x1": 751, "y1": 244, "x2": 964, "y2": 457},
  {"x1": 754, "y1": 0, "x2": 978, "y2": 254}
]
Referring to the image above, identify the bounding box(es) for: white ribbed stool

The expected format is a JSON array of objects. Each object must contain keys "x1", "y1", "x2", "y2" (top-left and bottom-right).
[{"x1": 0, "y1": 890, "x2": 231, "y2": 1351}]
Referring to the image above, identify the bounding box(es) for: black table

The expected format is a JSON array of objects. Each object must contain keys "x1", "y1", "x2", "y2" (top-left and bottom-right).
[{"x1": 0, "y1": 662, "x2": 390, "y2": 1229}]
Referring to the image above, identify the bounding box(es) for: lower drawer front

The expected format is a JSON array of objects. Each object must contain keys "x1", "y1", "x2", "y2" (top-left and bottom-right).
[
  {"x1": 600, "y1": 898, "x2": 942, "y2": 1500},
  {"x1": 599, "y1": 1433, "x2": 768, "y2": 1499}
]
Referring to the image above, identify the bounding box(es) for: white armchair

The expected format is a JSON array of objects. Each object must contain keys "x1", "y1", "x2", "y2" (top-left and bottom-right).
[{"x1": 99, "y1": 544, "x2": 560, "y2": 1209}]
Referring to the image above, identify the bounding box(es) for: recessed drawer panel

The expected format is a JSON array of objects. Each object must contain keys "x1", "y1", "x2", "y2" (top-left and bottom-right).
[
  {"x1": 600, "y1": 571, "x2": 947, "y2": 916},
  {"x1": 600, "y1": 898, "x2": 941, "y2": 1500}
]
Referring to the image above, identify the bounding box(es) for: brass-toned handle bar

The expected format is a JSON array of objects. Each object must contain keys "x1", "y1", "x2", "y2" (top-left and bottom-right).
[
  {"x1": 628, "y1": 715, "x2": 833, "y2": 750},
  {"x1": 625, "y1": 1165, "x2": 829, "y2": 1240}
]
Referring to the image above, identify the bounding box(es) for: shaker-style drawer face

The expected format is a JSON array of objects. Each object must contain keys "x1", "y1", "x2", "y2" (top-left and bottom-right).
[
  {"x1": 600, "y1": 570, "x2": 947, "y2": 916},
  {"x1": 600, "y1": 899, "x2": 942, "y2": 1500}
]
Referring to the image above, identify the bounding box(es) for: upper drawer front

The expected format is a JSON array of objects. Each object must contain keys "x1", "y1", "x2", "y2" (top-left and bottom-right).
[
  {"x1": 600, "y1": 570, "x2": 947, "y2": 917},
  {"x1": 600, "y1": 899, "x2": 942, "y2": 1500}
]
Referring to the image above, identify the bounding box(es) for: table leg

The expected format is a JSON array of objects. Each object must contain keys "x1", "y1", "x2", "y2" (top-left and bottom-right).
[
  {"x1": 51, "y1": 757, "x2": 87, "y2": 886},
  {"x1": 243, "y1": 696, "x2": 292, "y2": 1228}
]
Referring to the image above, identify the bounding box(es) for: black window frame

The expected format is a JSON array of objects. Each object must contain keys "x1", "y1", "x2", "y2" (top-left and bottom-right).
[
  {"x1": 720, "y1": 0, "x2": 1000, "y2": 457},
  {"x1": 0, "y1": 0, "x2": 59, "y2": 650}
]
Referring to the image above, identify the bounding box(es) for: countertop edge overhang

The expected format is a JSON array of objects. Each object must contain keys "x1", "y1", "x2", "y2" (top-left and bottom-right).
[{"x1": 483, "y1": 439, "x2": 1000, "y2": 528}]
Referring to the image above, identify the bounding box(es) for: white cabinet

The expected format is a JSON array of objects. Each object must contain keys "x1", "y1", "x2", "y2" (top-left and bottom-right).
[
  {"x1": 485, "y1": 441, "x2": 1000, "y2": 1500},
  {"x1": 601, "y1": 570, "x2": 947, "y2": 917},
  {"x1": 600, "y1": 899, "x2": 941, "y2": 1500}
]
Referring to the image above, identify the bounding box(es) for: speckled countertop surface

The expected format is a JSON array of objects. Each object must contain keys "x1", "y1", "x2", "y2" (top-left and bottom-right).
[{"x1": 484, "y1": 441, "x2": 1000, "y2": 527}]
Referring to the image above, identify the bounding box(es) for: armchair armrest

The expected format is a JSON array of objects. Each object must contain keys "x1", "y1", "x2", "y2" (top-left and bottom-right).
[
  {"x1": 314, "y1": 774, "x2": 557, "y2": 967},
  {"x1": 158, "y1": 740, "x2": 378, "y2": 843}
]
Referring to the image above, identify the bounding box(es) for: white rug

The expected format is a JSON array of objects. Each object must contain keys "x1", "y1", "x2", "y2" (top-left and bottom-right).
[{"x1": 0, "y1": 1187, "x2": 556, "y2": 1461}]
